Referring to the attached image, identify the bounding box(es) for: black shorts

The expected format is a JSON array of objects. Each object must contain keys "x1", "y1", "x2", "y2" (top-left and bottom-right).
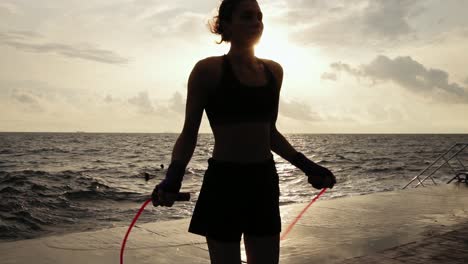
[{"x1": 188, "y1": 154, "x2": 281, "y2": 242}]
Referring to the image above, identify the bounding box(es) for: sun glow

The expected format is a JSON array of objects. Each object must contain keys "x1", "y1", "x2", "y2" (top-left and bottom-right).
[
  {"x1": 255, "y1": 27, "x2": 300, "y2": 69},
  {"x1": 254, "y1": 25, "x2": 328, "y2": 96}
]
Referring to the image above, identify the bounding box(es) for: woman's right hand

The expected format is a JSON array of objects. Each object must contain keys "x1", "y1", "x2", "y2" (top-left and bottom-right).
[
  {"x1": 307, "y1": 165, "x2": 336, "y2": 190},
  {"x1": 290, "y1": 151, "x2": 336, "y2": 190},
  {"x1": 151, "y1": 184, "x2": 179, "y2": 207}
]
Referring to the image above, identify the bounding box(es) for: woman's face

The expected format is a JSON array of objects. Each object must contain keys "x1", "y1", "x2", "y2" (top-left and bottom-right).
[{"x1": 226, "y1": 0, "x2": 264, "y2": 46}]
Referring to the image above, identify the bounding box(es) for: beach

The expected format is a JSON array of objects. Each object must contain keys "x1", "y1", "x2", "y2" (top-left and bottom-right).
[
  {"x1": 1, "y1": 183, "x2": 466, "y2": 264},
  {"x1": 341, "y1": 221, "x2": 468, "y2": 263}
]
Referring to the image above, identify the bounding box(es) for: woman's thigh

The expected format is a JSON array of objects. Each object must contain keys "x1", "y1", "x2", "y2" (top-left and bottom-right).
[
  {"x1": 206, "y1": 236, "x2": 242, "y2": 264},
  {"x1": 243, "y1": 233, "x2": 280, "y2": 264}
]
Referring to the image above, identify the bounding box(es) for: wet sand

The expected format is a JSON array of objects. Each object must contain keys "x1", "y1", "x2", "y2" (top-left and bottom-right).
[{"x1": 340, "y1": 221, "x2": 468, "y2": 263}]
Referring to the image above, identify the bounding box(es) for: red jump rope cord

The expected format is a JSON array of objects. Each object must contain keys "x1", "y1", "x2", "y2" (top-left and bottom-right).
[
  {"x1": 120, "y1": 198, "x2": 152, "y2": 264},
  {"x1": 280, "y1": 188, "x2": 327, "y2": 241},
  {"x1": 121, "y1": 188, "x2": 327, "y2": 263}
]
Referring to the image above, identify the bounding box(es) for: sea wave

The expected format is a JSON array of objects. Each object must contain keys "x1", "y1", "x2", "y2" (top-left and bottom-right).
[
  {"x1": 1, "y1": 132, "x2": 466, "y2": 242},
  {"x1": 0, "y1": 169, "x2": 153, "y2": 241}
]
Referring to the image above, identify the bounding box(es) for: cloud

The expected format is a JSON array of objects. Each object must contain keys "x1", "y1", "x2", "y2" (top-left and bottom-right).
[
  {"x1": 279, "y1": 98, "x2": 321, "y2": 122},
  {"x1": 168, "y1": 91, "x2": 185, "y2": 115},
  {"x1": 124, "y1": 89, "x2": 186, "y2": 118},
  {"x1": 330, "y1": 62, "x2": 362, "y2": 77},
  {"x1": 79, "y1": 1, "x2": 211, "y2": 41},
  {"x1": 321, "y1": 72, "x2": 337, "y2": 81},
  {"x1": 11, "y1": 92, "x2": 45, "y2": 112},
  {"x1": 0, "y1": 79, "x2": 95, "y2": 114},
  {"x1": 145, "y1": 10, "x2": 209, "y2": 41},
  {"x1": 88, "y1": 0, "x2": 214, "y2": 19},
  {"x1": 0, "y1": 31, "x2": 129, "y2": 65},
  {"x1": 287, "y1": 0, "x2": 423, "y2": 48},
  {"x1": 150, "y1": 91, "x2": 186, "y2": 118},
  {"x1": 0, "y1": 2, "x2": 21, "y2": 15},
  {"x1": 362, "y1": 0, "x2": 416, "y2": 38},
  {"x1": 104, "y1": 94, "x2": 113, "y2": 103},
  {"x1": 0, "y1": 79, "x2": 186, "y2": 121},
  {"x1": 324, "y1": 55, "x2": 468, "y2": 103},
  {"x1": 0, "y1": 79, "x2": 82, "y2": 103},
  {"x1": 128, "y1": 91, "x2": 155, "y2": 114},
  {"x1": 2, "y1": 30, "x2": 43, "y2": 39}
]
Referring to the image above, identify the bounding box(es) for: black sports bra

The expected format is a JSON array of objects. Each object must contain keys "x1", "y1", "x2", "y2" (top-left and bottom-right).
[{"x1": 205, "y1": 54, "x2": 278, "y2": 126}]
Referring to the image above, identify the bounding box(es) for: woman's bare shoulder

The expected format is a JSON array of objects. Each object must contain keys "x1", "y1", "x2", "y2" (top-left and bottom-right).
[
  {"x1": 194, "y1": 56, "x2": 223, "y2": 76},
  {"x1": 260, "y1": 58, "x2": 283, "y2": 76},
  {"x1": 192, "y1": 56, "x2": 223, "y2": 86},
  {"x1": 259, "y1": 57, "x2": 284, "y2": 89}
]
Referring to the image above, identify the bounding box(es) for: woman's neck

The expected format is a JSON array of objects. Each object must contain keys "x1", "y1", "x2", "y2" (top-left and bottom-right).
[{"x1": 227, "y1": 44, "x2": 257, "y2": 67}]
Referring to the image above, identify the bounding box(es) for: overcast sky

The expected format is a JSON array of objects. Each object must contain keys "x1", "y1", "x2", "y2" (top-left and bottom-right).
[{"x1": 1, "y1": 0, "x2": 467, "y2": 133}]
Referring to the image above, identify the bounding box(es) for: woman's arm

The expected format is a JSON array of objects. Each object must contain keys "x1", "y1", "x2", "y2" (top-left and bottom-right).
[
  {"x1": 169, "y1": 59, "x2": 212, "y2": 167},
  {"x1": 267, "y1": 60, "x2": 336, "y2": 189},
  {"x1": 152, "y1": 59, "x2": 213, "y2": 205},
  {"x1": 268, "y1": 60, "x2": 299, "y2": 162},
  {"x1": 271, "y1": 129, "x2": 298, "y2": 163}
]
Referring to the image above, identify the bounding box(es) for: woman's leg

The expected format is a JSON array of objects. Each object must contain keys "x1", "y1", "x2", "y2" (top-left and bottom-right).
[
  {"x1": 243, "y1": 233, "x2": 280, "y2": 264},
  {"x1": 206, "y1": 236, "x2": 242, "y2": 264}
]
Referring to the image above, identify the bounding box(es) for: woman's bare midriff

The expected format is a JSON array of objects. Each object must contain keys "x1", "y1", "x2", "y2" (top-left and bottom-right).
[{"x1": 210, "y1": 122, "x2": 272, "y2": 163}]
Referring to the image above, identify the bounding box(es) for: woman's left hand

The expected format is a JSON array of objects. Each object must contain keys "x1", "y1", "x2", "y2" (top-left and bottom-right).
[
  {"x1": 307, "y1": 165, "x2": 336, "y2": 189},
  {"x1": 151, "y1": 184, "x2": 179, "y2": 207}
]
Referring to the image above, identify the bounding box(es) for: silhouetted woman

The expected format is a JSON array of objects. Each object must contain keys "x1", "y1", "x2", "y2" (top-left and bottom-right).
[{"x1": 152, "y1": 0, "x2": 336, "y2": 263}]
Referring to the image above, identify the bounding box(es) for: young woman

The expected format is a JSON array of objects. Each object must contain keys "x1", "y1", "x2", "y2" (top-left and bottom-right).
[{"x1": 152, "y1": 0, "x2": 336, "y2": 263}]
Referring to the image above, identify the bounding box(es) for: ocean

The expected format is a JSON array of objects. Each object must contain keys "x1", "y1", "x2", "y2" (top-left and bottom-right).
[{"x1": 0, "y1": 133, "x2": 467, "y2": 242}]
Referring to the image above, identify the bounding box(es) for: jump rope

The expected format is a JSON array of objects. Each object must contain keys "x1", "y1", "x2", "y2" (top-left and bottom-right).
[{"x1": 120, "y1": 176, "x2": 328, "y2": 264}]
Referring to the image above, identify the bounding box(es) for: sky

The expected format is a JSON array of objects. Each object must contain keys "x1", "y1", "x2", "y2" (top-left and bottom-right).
[{"x1": 1, "y1": 0, "x2": 467, "y2": 133}]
